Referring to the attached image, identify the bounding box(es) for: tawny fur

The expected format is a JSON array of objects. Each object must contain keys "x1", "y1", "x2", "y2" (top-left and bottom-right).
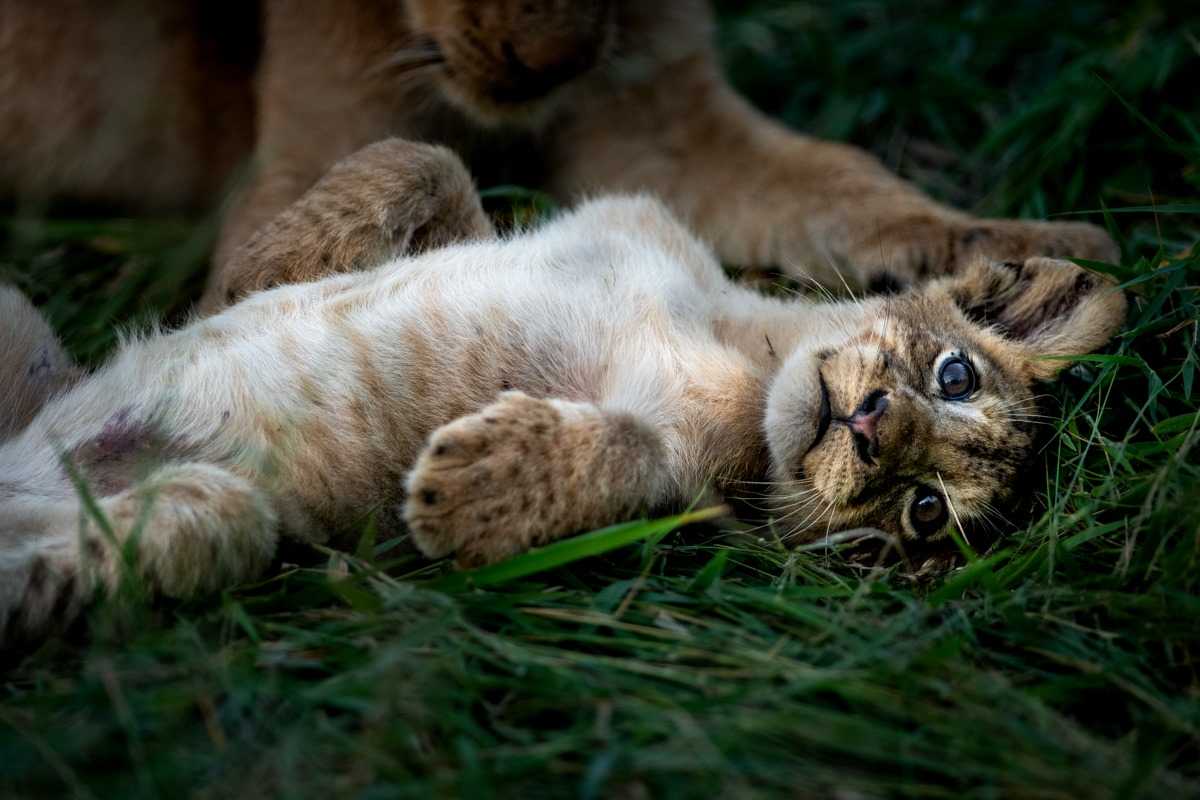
[
  {"x1": 0, "y1": 141, "x2": 1125, "y2": 645},
  {"x1": 0, "y1": 0, "x2": 1117, "y2": 307}
]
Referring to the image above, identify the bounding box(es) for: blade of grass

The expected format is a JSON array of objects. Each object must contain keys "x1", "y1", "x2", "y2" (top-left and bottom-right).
[{"x1": 429, "y1": 506, "x2": 728, "y2": 591}]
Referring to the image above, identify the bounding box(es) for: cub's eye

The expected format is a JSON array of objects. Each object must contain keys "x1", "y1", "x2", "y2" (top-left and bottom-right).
[
  {"x1": 937, "y1": 356, "x2": 976, "y2": 400},
  {"x1": 909, "y1": 487, "x2": 948, "y2": 536}
]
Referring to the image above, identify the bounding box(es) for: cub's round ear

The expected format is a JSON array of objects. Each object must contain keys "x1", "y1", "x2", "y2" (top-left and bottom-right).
[
  {"x1": 0, "y1": 286, "x2": 80, "y2": 440},
  {"x1": 937, "y1": 257, "x2": 1127, "y2": 381}
]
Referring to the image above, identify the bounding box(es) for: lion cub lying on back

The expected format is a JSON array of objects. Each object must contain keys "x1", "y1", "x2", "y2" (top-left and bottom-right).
[{"x1": 0, "y1": 141, "x2": 1125, "y2": 642}]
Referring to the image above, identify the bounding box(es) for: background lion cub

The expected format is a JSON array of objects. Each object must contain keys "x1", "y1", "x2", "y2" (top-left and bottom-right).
[
  {"x1": 0, "y1": 141, "x2": 1125, "y2": 644},
  {"x1": 0, "y1": 0, "x2": 1115, "y2": 307}
]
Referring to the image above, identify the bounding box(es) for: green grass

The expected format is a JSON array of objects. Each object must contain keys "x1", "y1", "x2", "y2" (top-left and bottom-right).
[{"x1": 2, "y1": 1, "x2": 1199, "y2": 796}]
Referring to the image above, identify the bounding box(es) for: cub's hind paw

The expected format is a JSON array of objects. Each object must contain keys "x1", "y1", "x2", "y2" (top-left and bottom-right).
[{"x1": 403, "y1": 392, "x2": 594, "y2": 567}]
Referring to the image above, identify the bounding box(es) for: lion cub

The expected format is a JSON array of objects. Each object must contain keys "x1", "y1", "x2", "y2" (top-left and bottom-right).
[
  {"x1": 0, "y1": 141, "x2": 1125, "y2": 643},
  {"x1": 0, "y1": 0, "x2": 1115, "y2": 308}
]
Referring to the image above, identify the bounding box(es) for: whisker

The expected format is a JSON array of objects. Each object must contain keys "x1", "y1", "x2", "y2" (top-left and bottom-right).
[
  {"x1": 777, "y1": 493, "x2": 831, "y2": 533},
  {"x1": 367, "y1": 40, "x2": 446, "y2": 78},
  {"x1": 791, "y1": 527, "x2": 895, "y2": 552},
  {"x1": 936, "y1": 472, "x2": 971, "y2": 549}
]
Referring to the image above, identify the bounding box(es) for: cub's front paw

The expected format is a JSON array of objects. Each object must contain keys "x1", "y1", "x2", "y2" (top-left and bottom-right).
[{"x1": 403, "y1": 392, "x2": 587, "y2": 567}]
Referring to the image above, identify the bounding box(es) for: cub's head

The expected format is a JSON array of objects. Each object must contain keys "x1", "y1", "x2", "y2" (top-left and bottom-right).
[
  {"x1": 764, "y1": 257, "x2": 1126, "y2": 558},
  {"x1": 405, "y1": 0, "x2": 615, "y2": 120}
]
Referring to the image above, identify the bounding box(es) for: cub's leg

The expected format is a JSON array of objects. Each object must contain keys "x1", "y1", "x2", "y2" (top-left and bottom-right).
[
  {"x1": 0, "y1": 463, "x2": 278, "y2": 644},
  {"x1": 404, "y1": 392, "x2": 671, "y2": 567},
  {"x1": 549, "y1": 56, "x2": 1116, "y2": 291},
  {"x1": 202, "y1": 138, "x2": 493, "y2": 310},
  {"x1": 0, "y1": 287, "x2": 80, "y2": 441}
]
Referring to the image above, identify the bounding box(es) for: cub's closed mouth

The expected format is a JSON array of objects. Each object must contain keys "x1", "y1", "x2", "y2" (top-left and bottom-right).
[{"x1": 806, "y1": 372, "x2": 833, "y2": 455}]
